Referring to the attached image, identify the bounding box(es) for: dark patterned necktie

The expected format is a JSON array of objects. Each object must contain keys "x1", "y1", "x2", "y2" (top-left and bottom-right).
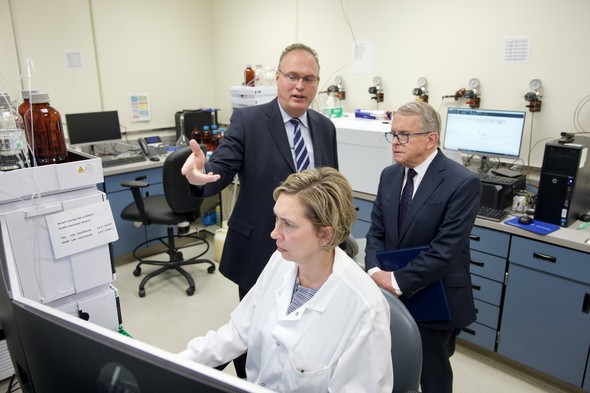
[
  {"x1": 398, "y1": 168, "x2": 417, "y2": 229},
  {"x1": 290, "y1": 118, "x2": 310, "y2": 172}
]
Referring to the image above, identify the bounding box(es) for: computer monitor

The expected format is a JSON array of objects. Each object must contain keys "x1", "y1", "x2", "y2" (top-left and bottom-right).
[
  {"x1": 65, "y1": 111, "x2": 122, "y2": 147},
  {"x1": 0, "y1": 224, "x2": 269, "y2": 393},
  {"x1": 443, "y1": 107, "x2": 526, "y2": 169}
]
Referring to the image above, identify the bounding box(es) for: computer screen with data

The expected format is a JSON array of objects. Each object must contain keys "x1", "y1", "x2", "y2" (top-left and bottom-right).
[
  {"x1": 443, "y1": 108, "x2": 526, "y2": 159},
  {"x1": 65, "y1": 110, "x2": 122, "y2": 146}
]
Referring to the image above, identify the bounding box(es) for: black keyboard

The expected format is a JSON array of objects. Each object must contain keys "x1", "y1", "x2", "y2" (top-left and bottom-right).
[
  {"x1": 478, "y1": 172, "x2": 520, "y2": 186},
  {"x1": 477, "y1": 205, "x2": 508, "y2": 222},
  {"x1": 101, "y1": 155, "x2": 147, "y2": 168}
]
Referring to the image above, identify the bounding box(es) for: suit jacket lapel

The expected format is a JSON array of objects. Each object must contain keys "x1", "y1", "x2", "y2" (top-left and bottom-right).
[
  {"x1": 387, "y1": 165, "x2": 404, "y2": 245},
  {"x1": 266, "y1": 99, "x2": 297, "y2": 172}
]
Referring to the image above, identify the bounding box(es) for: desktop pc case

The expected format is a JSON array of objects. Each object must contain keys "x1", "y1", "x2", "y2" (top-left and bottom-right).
[
  {"x1": 534, "y1": 135, "x2": 590, "y2": 227},
  {"x1": 175, "y1": 109, "x2": 218, "y2": 140}
]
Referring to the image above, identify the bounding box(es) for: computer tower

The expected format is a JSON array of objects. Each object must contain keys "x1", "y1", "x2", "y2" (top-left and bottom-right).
[
  {"x1": 174, "y1": 109, "x2": 218, "y2": 140},
  {"x1": 534, "y1": 135, "x2": 590, "y2": 227}
]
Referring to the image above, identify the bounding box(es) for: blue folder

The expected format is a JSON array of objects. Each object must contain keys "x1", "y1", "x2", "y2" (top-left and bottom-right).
[{"x1": 377, "y1": 246, "x2": 451, "y2": 322}]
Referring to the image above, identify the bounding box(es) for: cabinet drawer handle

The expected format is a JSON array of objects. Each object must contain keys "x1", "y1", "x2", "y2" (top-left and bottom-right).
[
  {"x1": 470, "y1": 259, "x2": 485, "y2": 267},
  {"x1": 532, "y1": 252, "x2": 556, "y2": 263},
  {"x1": 469, "y1": 234, "x2": 480, "y2": 241},
  {"x1": 462, "y1": 327, "x2": 476, "y2": 335},
  {"x1": 472, "y1": 284, "x2": 481, "y2": 291},
  {"x1": 583, "y1": 294, "x2": 590, "y2": 314}
]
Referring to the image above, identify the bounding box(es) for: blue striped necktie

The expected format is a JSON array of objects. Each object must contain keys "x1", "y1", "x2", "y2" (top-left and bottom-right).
[{"x1": 290, "y1": 118, "x2": 310, "y2": 172}]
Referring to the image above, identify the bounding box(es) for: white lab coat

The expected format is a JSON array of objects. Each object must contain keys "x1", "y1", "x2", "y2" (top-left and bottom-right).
[{"x1": 179, "y1": 247, "x2": 393, "y2": 392}]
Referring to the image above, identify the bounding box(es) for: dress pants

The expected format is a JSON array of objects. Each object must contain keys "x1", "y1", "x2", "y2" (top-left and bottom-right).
[{"x1": 418, "y1": 326, "x2": 461, "y2": 393}]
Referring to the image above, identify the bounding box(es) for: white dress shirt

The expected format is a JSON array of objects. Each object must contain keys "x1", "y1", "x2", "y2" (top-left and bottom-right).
[{"x1": 179, "y1": 247, "x2": 393, "y2": 392}]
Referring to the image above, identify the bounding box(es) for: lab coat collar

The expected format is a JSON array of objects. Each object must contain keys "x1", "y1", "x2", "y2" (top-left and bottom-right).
[{"x1": 277, "y1": 248, "x2": 347, "y2": 320}]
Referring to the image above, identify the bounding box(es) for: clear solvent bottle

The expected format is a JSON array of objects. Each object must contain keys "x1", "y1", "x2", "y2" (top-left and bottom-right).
[{"x1": 0, "y1": 92, "x2": 30, "y2": 170}]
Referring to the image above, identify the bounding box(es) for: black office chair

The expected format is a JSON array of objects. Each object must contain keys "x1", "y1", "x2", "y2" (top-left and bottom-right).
[
  {"x1": 380, "y1": 288, "x2": 423, "y2": 393},
  {"x1": 120, "y1": 146, "x2": 215, "y2": 297}
]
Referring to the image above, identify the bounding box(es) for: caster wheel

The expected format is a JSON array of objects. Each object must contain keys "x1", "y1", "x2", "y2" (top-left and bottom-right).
[
  {"x1": 139, "y1": 289, "x2": 146, "y2": 297},
  {"x1": 175, "y1": 251, "x2": 183, "y2": 260},
  {"x1": 133, "y1": 267, "x2": 141, "y2": 277},
  {"x1": 186, "y1": 287, "x2": 195, "y2": 296},
  {"x1": 207, "y1": 265, "x2": 216, "y2": 274}
]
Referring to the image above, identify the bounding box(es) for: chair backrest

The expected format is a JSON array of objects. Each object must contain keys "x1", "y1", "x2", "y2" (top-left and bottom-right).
[
  {"x1": 380, "y1": 288, "x2": 423, "y2": 393},
  {"x1": 163, "y1": 145, "x2": 206, "y2": 215}
]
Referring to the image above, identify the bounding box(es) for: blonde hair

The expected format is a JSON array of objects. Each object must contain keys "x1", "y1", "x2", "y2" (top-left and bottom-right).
[{"x1": 273, "y1": 167, "x2": 355, "y2": 249}]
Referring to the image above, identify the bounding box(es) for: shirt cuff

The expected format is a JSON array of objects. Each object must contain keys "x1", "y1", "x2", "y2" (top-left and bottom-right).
[{"x1": 368, "y1": 267, "x2": 403, "y2": 296}]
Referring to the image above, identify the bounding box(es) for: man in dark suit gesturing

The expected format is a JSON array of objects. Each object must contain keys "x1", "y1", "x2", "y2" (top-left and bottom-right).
[{"x1": 365, "y1": 102, "x2": 481, "y2": 393}]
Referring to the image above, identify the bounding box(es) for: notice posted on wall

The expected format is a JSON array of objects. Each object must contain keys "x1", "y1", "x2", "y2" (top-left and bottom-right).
[
  {"x1": 45, "y1": 201, "x2": 119, "y2": 259},
  {"x1": 129, "y1": 93, "x2": 150, "y2": 122}
]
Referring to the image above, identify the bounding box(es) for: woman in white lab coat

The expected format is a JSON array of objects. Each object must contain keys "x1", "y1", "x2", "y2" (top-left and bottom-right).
[{"x1": 179, "y1": 167, "x2": 393, "y2": 392}]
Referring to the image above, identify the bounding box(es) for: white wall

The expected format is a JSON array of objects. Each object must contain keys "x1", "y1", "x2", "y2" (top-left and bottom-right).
[
  {"x1": 1, "y1": 0, "x2": 213, "y2": 133},
  {"x1": 1, "y1": 0, "x2": 589, "y2": 167}
]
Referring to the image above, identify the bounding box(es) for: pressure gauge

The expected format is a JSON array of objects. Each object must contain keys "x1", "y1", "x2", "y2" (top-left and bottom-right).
[
  {"x1": 417, "y1": 77, "x2": 427, "y2": 87},
  {"x1": 529, "y1": 78, "x2": 542, "y2": 90},
  {"x1": 468, "y1": 78, "x2": 480, "y2": 89},
  {"x1": 335, "y1": 75, "x2": 344, "y2": 85},
  {"x1": 373, "y1": 76, "x2": 382, "y2": 86}
]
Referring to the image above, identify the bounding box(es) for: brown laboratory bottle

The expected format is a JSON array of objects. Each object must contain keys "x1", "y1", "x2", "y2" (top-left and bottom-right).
[
  {"x1": 23, "y1": 93, "x2": 68, "y2": 165},
  {"x1": 244, "y1": 65, "x2": 255, "y2": 87},
  {"x1": 18, "y1": 90, "x2": 38, "y2": 119}
]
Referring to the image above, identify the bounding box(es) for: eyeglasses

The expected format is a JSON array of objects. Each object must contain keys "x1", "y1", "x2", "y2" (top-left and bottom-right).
[
  {"x1": 384, "y1": 131, "x2": 432, "y2": 144},
  {"x1": 278, "y1": 70, "x2": 319, "y2": 86}
]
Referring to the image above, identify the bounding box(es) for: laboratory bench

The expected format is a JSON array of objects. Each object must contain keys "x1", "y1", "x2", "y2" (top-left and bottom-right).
[
  {"x1": 353, "y1": 205, "x2": 590, "y2": 392},
  {"x1": 333, "y1": 117, "x2": 590, "y2": 392}
]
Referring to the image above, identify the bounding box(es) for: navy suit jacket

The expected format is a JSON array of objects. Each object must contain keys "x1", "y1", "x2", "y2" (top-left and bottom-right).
[
  {"x1": 190, "y1": 98, "x2": 339, "y2": 291},
  {"x1": 365, "y1": 150, "x2": 481, "y2": 330}
]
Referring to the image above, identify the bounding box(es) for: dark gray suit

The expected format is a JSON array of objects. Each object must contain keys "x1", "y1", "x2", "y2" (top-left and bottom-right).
[
  {"x1": 364, "y1": 150, "x2": 481, "y2": 392},
  {"x1": 190, "y1": 98, "x2": 338, "y2": 292}
]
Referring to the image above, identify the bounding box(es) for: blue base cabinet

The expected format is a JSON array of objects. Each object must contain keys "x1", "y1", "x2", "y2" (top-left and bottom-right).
[
  {"x1": 498, "y1": 236, "x2": 590, "y2": 391},
  {"x1": 460, "y1": 227, "x2": 509, "y2": 351}
]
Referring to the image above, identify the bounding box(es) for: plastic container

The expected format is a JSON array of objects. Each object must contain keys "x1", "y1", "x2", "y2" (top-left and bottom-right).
[
  {"x1": 0, "y1": 92, "x2": 21, "y2": 130},
  {"x1": 214, "y1": 220, "x2": 228, "y2": 262},
  {"x1": 264, "y1": 67, "x2": 276, "y2": 86},
  {"x1": 254, "y1": 64, "x2": 264, "y2": 86},
  {"x1": 0, "y1": 92, "x2": 30, "y2": 170},
  {"x1": 23, "y1": 92, "x2": 68, "y2": 165},
  {"x1": 244, "y1": 65, "x2": 255, "y2": 87},
  {"x1": 210, "y1": 124, "x2": 218, "y2": 151}
]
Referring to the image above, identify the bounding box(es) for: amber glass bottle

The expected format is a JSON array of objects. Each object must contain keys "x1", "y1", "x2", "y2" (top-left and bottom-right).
[
  {"x1": 17, "y1": 90, "x2": 38, "y2": 119},
  {"x1": 244, "y1": 65, "x2": 255, "y2": 87},
  {"x1": 24, "y1": 93, "x2": 68, "y2": 165}
]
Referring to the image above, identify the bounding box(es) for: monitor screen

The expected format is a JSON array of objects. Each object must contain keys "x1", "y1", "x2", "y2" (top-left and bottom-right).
[
  {"x1": 443, "y1": 108, "x2": 526, "y2": 159},
  {"x1": 65, "y1": 110, "x2": 122, "y2": 146},
  {"x1": 0, "y1": 224, "x2": 269, "y2": 393}
]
